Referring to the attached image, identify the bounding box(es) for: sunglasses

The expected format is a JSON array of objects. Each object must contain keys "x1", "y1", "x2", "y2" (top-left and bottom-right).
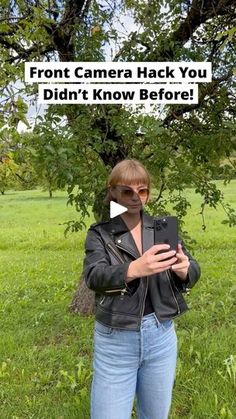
[{"x1": 113, "y1": 185, "x2": 149, "y2": 199}]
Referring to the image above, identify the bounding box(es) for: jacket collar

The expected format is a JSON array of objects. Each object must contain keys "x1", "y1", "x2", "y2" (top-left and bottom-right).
[{"x1": 108, "y1": 212, "x2": 154, "y2": 259}]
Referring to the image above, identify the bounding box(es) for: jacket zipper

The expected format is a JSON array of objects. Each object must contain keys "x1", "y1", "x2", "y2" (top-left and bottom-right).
[
  {"x1": 115, "y1": 244, "x2": 138, "y2": 260},
  {"x1": 166, "y1": 270, "x2": 181, "y2": 314},
  {"x1": 105, "y1": 288, "x2": 128, "y2": 294},
  {"x1": 100, "y1": 296, "x2": 105, "y2": 304},
  {"x1": 106, "y1": 242, "x2": 126, "y2": 264},
  {"x1": 105, "y1": 242, "x2": 129, "y2": 296}
]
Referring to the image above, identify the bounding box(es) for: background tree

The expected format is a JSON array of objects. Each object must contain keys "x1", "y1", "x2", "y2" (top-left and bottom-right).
[
  {"x1": 0, "y1": 153, "x2": 18, "y2": 194},
  {"x1": 0, "y1": 1, "x2": 236, "y2": 313},
  {"x1": 0, "y1": 1, "x2": 235, "y2": 219},
  {"x1": 0, "y1": 127, "x2": 24, "y2": 193}
]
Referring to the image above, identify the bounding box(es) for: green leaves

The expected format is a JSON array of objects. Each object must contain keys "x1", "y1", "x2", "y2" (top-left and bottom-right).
[{"x1": 0, "y1": 0, "x2": 235, "y2": 230}]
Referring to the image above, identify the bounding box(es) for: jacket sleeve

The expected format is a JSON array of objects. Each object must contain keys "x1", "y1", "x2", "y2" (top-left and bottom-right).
[
  {"x1": 83, "y1": 227, "x2": 131, "y2": 293},
  {"x1": 171, "y1": 240, "x2": 201, "y2": 293}
]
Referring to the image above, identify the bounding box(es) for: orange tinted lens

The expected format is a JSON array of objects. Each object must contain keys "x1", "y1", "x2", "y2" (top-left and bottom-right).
[{"x1": 137, "y1": 188, "x2": 149, "y2": 198}]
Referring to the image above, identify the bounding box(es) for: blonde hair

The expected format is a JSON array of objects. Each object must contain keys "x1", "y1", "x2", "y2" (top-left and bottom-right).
[
  {"x1": 106, "y1": 159, "x2": 150, "y2": 202},
  {"x1": 108, "y1": 159, "x2": 150, "y2": 187}
]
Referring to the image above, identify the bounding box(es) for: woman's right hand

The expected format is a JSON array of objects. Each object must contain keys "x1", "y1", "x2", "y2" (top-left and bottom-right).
[{"x1": 126, "y1": 244, "x2": 177, "y2": 282}]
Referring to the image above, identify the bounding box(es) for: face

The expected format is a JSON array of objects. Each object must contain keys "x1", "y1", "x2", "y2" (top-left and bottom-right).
[{"x1": 110, "y1": 183, "x2": 149, "y2": 214}]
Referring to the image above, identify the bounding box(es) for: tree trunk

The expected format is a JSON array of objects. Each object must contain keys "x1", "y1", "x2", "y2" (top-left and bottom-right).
[
  {"x1": 1, "y1": 190, "x2": 5, "y2": 195},
  {"x1": 69, "y1": 188, "x2": 109, "y2": 315},
  {"x1": 69, "y1": 275, "x2": 95, "y2": 315}
]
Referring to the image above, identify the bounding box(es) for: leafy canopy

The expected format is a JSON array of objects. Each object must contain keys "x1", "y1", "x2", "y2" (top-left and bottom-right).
[{"x1": 0, "y1": 0, "x2": 236, "y2": 230}]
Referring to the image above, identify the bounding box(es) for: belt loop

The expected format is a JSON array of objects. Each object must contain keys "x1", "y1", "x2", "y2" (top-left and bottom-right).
[{"x1": 153, "y1": 312, "x2": 161, "y2": 326}]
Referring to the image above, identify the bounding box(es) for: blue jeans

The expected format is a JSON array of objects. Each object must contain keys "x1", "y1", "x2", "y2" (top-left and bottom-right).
[{"x1": 91, "y1": 313, "x2": 177, "y2": 419}]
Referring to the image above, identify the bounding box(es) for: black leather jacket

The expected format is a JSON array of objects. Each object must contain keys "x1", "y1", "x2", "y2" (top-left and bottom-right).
[{"x1": 83, "y1": 212, "x2": 200, "y2": 331}]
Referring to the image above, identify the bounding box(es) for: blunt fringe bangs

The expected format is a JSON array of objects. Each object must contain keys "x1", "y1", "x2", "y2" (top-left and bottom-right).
[{"x1": 108, "y1": 159, "x2": 150, "y2": 188}]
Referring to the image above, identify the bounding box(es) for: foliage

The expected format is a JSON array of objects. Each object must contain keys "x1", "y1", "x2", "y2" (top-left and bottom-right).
[
  {"x1": 20, "y1": 126, "x2": 71, "y2": 198},
  {"x1": 0, "y1": 151, "x2": 19, "y2": 194},
  {"x1": 0, "y1": 0, "x2": 236, "y2": 225}
]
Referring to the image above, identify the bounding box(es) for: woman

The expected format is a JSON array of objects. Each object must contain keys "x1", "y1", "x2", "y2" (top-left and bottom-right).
[{"x1": 83, "y1": 159, "x2": 200, "y2": 419}]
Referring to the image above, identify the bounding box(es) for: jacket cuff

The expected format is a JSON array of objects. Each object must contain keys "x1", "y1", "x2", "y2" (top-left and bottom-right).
[{"x1": 172, "y1": 271, "x2": 190, "y2": 293}]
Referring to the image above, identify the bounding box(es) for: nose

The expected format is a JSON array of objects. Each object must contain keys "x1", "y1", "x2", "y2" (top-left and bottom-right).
[{"x1": 131, "y1": 190, "x2": 141, "y2": 201}]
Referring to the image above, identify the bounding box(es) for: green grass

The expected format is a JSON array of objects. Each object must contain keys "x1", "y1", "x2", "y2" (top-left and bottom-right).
[{"x1": 0, "y1": 185, "x2": 235, "y2": 419}]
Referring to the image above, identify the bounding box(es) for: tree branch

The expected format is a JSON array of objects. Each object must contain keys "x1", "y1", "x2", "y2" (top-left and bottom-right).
[
  {"x1": 145, "y1": 0, "x2": 236, "y2": 60},
  {"x1": 162, "y1": 69, "x2": 233, "y2": 127},
  {"x1": 0, "y1": 0, "x2": 91, "y2": 63}
]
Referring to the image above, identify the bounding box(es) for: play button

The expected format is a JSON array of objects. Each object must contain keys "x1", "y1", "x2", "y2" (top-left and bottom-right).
[{"x1": 110, "y1": 201, "x2": 127, "y2": 218}]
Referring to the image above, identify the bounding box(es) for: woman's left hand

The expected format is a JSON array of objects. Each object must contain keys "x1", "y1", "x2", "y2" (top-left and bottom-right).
[{"x1": 171, "y1": 244, "x2": 190, "y2": 281}]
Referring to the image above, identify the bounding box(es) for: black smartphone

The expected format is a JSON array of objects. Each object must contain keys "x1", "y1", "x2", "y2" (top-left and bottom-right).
[{"x1": 154, "y1": 216, "x2": 178, "y2": 253}]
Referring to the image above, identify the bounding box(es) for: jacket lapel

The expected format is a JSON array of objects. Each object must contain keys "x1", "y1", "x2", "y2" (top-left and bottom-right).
[
  {"x1": 107, "y1": 212, "x2": 154, "y2": 259},
  {"x1": 110, "y1": 216, "x2": 140, "y2": 259}
]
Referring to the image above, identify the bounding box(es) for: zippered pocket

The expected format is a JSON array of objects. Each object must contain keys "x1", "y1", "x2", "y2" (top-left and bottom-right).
[{"x1": 104, "y1": 242, "x2": 129, "y2": 296}]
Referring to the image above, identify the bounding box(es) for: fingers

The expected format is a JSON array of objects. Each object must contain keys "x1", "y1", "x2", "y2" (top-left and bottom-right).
[
  {"x1": 140, "y1": 249, "x2": 177, "y2": 276},
  {"x1": 175, "y1": 252, "x2": 188, "y2": 263},
  {"x1": 146, "y1": 246, "x2": 177, "y2": 269},
  {"x1": 155, "y1": 250, "x2": 177, "y2": 262},
  {"x1": 148, "y1": 244, "x2": 171, "y2": 254},
  {"x1": 155, "y1": 256, "x2": 178, "y2": 270},
  {"x1": 177, "y1": 243, "x2": 185, "y2": 254},
  {"x1": 171, "y1": 259, "x2": 190, "y2": 270}
]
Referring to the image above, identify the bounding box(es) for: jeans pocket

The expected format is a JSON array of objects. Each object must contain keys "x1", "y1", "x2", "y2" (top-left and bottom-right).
[
  {"x1": 95, "y1": 321, "x2": 113, "y2": 336},
  {"x1": 160, "y1": 319, "x2": 173, "y2": 331}
]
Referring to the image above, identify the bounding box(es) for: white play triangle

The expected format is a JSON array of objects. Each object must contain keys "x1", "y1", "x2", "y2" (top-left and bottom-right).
[{"x1": 110, "y1": 201, "x2": 127, "y2": 218}]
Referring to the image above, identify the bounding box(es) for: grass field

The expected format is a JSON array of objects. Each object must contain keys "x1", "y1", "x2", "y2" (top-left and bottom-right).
[{"x1": 0, "y1": 184, "x2": 235, "y2": 419}]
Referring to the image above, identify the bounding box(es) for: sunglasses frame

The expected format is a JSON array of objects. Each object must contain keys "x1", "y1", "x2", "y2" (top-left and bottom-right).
[{"x1": 112, "y1": 185, "x2": 149, "y2": 199}]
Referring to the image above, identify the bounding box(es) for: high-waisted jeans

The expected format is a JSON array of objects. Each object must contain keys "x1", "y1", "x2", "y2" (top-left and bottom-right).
[{"x1": 91, "y1": 313, "x2": 177, "y2": 419}]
